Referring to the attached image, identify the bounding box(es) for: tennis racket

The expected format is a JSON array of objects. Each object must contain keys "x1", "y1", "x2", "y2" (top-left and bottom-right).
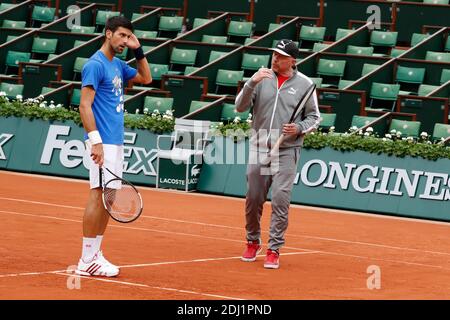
[
  {"x1": 261, "y1": 83, "x2": 316, "y2": 165},
  {"x1": 100, "y1": 167, "x2": 143, "y2": 223}
]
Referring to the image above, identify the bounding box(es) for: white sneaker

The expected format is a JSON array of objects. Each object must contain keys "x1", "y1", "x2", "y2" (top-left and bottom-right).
[
  {"x1": 76, "y1": 254, "x2": 119, "y2": 277},
  {"x1": 97, "y1": 251, "x2": 119, "y2": 272}
]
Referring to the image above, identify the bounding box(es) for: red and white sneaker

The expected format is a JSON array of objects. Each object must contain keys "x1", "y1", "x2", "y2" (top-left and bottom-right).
[
  {"x1": 76, "y1": 253, "x2": 119, "y2": 277},
  {"x1": 263, "y1": 249, "x2": 280, "y2": 269},
  {"x1": 241, "y1": 240, "x2": 262, "y2": 262}
]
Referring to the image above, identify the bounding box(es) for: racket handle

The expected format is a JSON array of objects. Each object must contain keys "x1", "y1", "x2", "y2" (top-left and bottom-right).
[{"x1": 261, "y1": 134, "x2": 285, "y2": 165}]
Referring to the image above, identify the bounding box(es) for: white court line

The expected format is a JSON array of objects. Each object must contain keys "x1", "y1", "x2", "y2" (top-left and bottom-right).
[
  {"x1": 2, "y1": 197, "x2": 450, "y2": 257},
  {"x1": 53, "y1": 272, "x2": 245, "y2": 300},
  {"x1": 1, "y1": 209, "x2": 450, "y2": 273},
  {"x1": 2, "y1": 170, "x2": 450, "y2": 226}
]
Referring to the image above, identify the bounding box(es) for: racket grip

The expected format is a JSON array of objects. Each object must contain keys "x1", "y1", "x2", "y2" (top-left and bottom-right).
[{"x1": 261, "y1": 135, "x2": 285, "y2": 165}]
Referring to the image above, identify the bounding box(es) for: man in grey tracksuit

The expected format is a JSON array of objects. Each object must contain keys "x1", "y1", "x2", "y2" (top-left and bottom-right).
[{"x1": 235, "y1": 39, "x2": 320, "y2": 269}]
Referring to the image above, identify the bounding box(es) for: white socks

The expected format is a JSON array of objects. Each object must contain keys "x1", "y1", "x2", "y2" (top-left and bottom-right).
[
  {"x1": 81, "y1": 237, "x2": 96, "y2": 263},
  {"x1": 81, "y1": 235, "x2": 104, "y2": 263}
]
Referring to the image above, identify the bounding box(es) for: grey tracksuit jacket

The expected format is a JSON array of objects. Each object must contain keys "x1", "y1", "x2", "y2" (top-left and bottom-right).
[{"x1": 235, "y1": 69, "x2": 321, "y2": 152}]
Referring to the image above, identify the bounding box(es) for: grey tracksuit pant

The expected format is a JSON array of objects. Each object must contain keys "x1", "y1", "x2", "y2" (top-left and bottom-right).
[{"x1": 245, "y1": 147, "x2": 300, "y2": 251}]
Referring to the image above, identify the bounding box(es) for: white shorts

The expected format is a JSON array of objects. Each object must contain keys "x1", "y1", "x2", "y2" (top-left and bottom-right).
[{"x1": 85, "y1": 141, "x2": 124, "y2": 189}]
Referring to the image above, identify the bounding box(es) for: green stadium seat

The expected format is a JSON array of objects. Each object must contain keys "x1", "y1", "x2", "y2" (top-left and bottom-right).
[
  {"x1": 184, "y1": 66, "x2": 200, "y2": 75},
  {"x1": 361, "y1": 63, "x2": 380, "y2": 76},
  {"x1": 189, "y1": 100, "x2": 209, "y2": 113},
  {"x1": 335, "y1": 28, "x2": 355, "y2": 41},
  {"x1": 299, "y1": 25, "x2": 326, "y2": 42},
  {"x1": 432, "y1": 123, "x2": 450, "y2": 141},
  {"x1": 208, "y1": 50, "x2": 227, "y2": 63},
  {"x1": 310, "y1": 77, "x2": 323, "y2": 88},
  {"x1": 319, "y1": 113, "x2": 337, "y2": 130},
  {"x1": 391, "y1": 48, "x2": 406, "y2": 57},
  {"x1": 423, "y1": 0, "x2": 449, "y2": 4},
  {"x1": 445, "y1": 36, "x2": 450, "y2": 52},
  {"x1": 32, "y1": 37, "x2": 58, "y2": 55},
  {"x1": 425, "y1": 51, "x2": 450, "y2": 62},
  {"x1": 312, "y1": 43, "x2": 330, "y2": 52},
  {"x1": 40, "y1": 87, "x2": 53, "y2": 95},
  {"x1": 316, "y1": 59, "x2": 346, "y2": 87},
  {"x1": 142, "y1": 46, "x2": 154, "y2": 53},
  {"x1": 134, "y1": 30, "x2": 158, "y2": 39},
  {"x1": 351, "y1": 115, "x2": 389, "y2": 136},
  {"x1": 170, "y1": 48, "x2": 197, "y2": 71},
  {"x1": 73, "y1": 57, "x2": 88, "y2": 81},
  {"x1": 241, "y1": 53, "x2": 270, "y2": 71},
  {"x1": 227, "y1": 20, "x2": 253, "y2": 43},
  {"x1": 0, "y1": 83, "x2": 24, "y2": 99},
  {"x1": 158, "y1": 16, "x2": 183, "y2": 37},
  {"x1": 370, "y1": 30, "x2": 398, "y2": 48},
  {"x1": 144, "y1": 96, "x2": 174, "y2": 113},
  {"x1": 268, "y1": 23, "x2": 281, "y2": 33},
  {"x1": 2, "y1": 20, "x2": 26, "y2": 28},
  {"x1": 0, "y1": 3, "x2": 15, "y2": 12},
  {"x1": 389, "y1": 119, "x2": 421, "y2": 138},
  {"x1": 96, "y1": 10, "x2": 120, "y2": 27},
  {"x1": 31, "y1": 5, "x2": 56, "y2": 26},
  {"x1": 440, "y1": 69, "x2": 450, "y2": 84},
  {"x1": 201, "y1": 35, "x2": 228, "y2": 44},
  {"x1": 346, "y1": 45, "x2": 374, "y2": 56},
  {"x1": 4, "y1": 51, "x2": 31, "y2": 74},
  {"x1": 70, "y1": 88, "x2": 81, "y2": 106},
  {"x1": 410, "y1": 33, "x2": 430, "y2": 47},
  {"x1": 192, "y1": 18, "x2": 210, "y2": 29},
  {"x1": 369, "y1": 82, "x2": 400, "y2": 111},
  {"x1": 6, "y1": 35, "x2": 18, "y2": 42},
  {"x1": 131, "y1": 13, "x2": 143, "y2": 21},
  {"x1": 395, "y1": 66, "x2": 426, "y2": 84},
  {"x1": 73, "y1": 40, "x2": 87, "y2": 48},
  {"x1": 338, "y1": 79, "x2": 355, "y2": 89},
  {"x1": 418, "y1": 84, "x2": 439, "y2": 96},
  {"x1": 71, "y1": 25, "x2": 96, "y2": 34},
  {"x1": 47, "y1": 53, "x2": 58, "y2": 60},
  {"x1": 150, "y1": 63, "x2": 169, "y2": 81},
  {"x1": 215, "y1": 69, "x2": 244, "y2": 94},
  {"x1": 220, "y1": 103, "x2": 250, "y2": 121}
]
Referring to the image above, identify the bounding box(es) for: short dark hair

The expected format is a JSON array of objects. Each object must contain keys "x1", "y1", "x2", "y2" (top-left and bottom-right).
[{"x1": 104, "y1": 15, "x2": 133, "y2": 34}]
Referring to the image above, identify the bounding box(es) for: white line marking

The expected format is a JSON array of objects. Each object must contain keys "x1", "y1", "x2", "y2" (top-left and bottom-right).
[
  {"x1": 53, "y1": 272, "x2": 245, "y2": 300},
  {"x1": 1, "y1": 209, "x2": 450, "y2": 273},
  {"x1": 2, "y1": 197, "x2": 450, "y2": 257},
  {"x1": 2, "y1": 170, "x2": 450, "y2": 226}
]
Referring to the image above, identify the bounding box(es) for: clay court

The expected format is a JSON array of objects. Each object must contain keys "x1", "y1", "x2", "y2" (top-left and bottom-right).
[{"x1": 1, "y1": 170, "x2": 450, "y2": 300}]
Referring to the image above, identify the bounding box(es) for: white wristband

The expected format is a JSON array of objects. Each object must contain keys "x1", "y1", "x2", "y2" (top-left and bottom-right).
[{"x1": 88, "y1": 130, "x2": 102, "y2": 145}]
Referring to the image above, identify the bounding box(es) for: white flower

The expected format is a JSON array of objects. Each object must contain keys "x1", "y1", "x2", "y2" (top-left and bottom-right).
[
  {"x1": 406, "y1": 136, "x2": 414, "y2": 143},
  {"x1": 427, "y1": 141, "x2": 432, "y2": 145},
  {"x1": 247, "y1": 113, "x2": 252, "y2": 120},
  {"x1": 0, "y1": 91, "x2": 6, "y2": 97},
  {"x1": 38, "y1": 95, "x2": 44, "y2": 101},
  {"x1": 49, "y1": 104, "x2": 56, "y2": 109},
  {"x1": 135, "y1": 109, "x2": 139, "y2": 114},
  {"x1": 50, "y1": 100, "x2": 54, "y2": 104},
  {"x1": 16, "y1": 94, "x2": 23, "y2": 101},
  {"x1": 350, "y1": 126, "x2": 358, "y2": 131},
  {"x1": 364, "y1": 132, "x2": 370, "y2": 136},
  {"x1": 143, "y1": 108, "x2": 149, "y2": 114},
  {"x1": 366, "y1": 127, "x2": 373, "y2": 133},
  {"x1": 420, "y1": 132, "x2": 428, "y2": 137},
  {"x1": 246, "y1": 119, "x2": 252, "y2": 124},
  {"x1": 165, "y1": 109, "x2": 173, "y2": 116},
  {"x1": 329, "y1": 126, "x2": 335, "y2": 132},
  {"x1": 218, "y1": 122, "x2": 224, "y2": 126},
  {"x1": 233, "y1": 116, "x2": 241, "y2": 124},
  {"x1": 396, "y1": 131, "x2": 402, "y2": 137},
  {"x1": 310, "y1": 132, "x2": 315, "y2": 135},
  {"x1": 385, "y1": 134, "x2": 392, "y2": 139},
  {"x1": 56, "y1": 104, "x2": 63, "y2": 108},
  {"x1": 390, "y1": 129, "x2": 397, "y2": 134},
  {"x1": 382, "y1": 138, "x2": 388, "y2": 142},
  {"x1": 358, "y1": 130, "x2": 363, "y2": 135},
  {"x1": 39, "y1": 103, "x2": 46, "y2": 108}
]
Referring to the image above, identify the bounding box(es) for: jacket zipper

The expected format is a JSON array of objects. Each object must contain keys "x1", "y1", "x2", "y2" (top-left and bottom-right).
[{"x1": 266, "y1": 73, "x2": 291, "y2": 147}]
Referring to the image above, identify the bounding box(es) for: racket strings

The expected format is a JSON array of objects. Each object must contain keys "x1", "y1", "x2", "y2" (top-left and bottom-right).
[{"x1": 103, "y1": 180, "x2": 142, "y2": 221}]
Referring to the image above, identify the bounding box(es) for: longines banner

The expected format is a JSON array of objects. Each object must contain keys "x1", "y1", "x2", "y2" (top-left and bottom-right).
[{"x1": 1, "y1": 116, "x2": 449, "y2": 221}]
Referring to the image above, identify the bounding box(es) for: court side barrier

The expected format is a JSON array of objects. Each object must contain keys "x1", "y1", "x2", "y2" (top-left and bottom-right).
[{"x1": 0, "y1": 116, "x2": 449, "y2": 221}]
